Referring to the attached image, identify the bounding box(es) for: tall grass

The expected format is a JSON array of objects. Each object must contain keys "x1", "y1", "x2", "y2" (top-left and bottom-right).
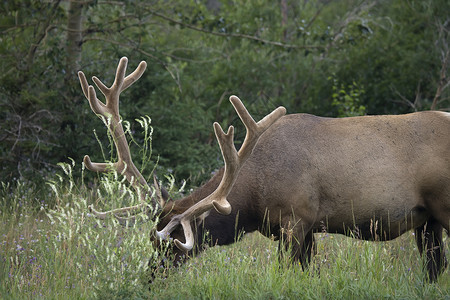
[
  {"x1": 149, "y1": 231, "x2": 449, "y2": 299},
  {"x1": 0, "y1": 160, "x2": 165, "y2": 299},
  {"x1": 1, "y1": 170, "x2": 449, "y2": 299}
]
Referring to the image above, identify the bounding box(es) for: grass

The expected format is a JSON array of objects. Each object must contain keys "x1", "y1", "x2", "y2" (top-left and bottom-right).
[
  {"x1": 1, "y1": 169, "x2": 449, "y2": 299},
  {"x1": 150, "y1": 233, "x2": 449, "y2": 299}
]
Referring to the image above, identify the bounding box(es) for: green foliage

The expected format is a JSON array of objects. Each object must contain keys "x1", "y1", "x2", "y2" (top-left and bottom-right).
[
  {"x1": 330, "y1": 0, "x2": 450, "y2": 113},
  {"x1": 1, "y1": 0, "x2": 449, "y2": 187},
  {"x1": 330, "y1": 77, "x2": 366, "y2": 117}
]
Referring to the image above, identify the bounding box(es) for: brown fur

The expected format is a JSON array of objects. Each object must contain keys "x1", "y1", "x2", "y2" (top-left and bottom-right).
[{"x1": 157, "y1": 111, "x2": 450, "y2": 281}]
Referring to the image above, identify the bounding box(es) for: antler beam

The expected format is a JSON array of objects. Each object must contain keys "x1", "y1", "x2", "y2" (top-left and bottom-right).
[
  {"x1": 156, "y1": 96, "x2": 286, "y2": 251},
  {"x1": 78, "y1": 57, "x2": 160, "y2": 218}
]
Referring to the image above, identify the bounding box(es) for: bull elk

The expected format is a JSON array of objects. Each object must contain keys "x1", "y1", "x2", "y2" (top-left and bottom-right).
[{"x1": 78, "y1": 57, "x2": 449, "y2": 282}]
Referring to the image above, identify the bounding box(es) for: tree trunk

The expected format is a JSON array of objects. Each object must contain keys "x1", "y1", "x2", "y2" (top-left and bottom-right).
[
  {"x1": 65, "y1": 0, "x2": 83, "y2": 84},
  {"x1": 280, "y1": 0, "x2": 288, "y2": 41}
]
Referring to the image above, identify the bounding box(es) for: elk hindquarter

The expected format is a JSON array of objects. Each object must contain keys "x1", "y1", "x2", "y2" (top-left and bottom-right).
[{"x1": 245, "y1": 112, "x2": 450, "y2": 241}]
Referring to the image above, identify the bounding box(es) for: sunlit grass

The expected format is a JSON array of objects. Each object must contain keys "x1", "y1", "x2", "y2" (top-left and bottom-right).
[{"x1": 0, "y1": 162, "x2": 163, "y2": 299}]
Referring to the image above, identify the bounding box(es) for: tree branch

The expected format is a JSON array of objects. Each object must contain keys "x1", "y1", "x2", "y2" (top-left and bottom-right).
[
  {"x1": 26, "y1": 0, "x2": 62, "y2": 69},
  {"x1": 143, "y1": 7, "x2": 324, "y2": 51},
  {"x1": 323, "y1": 1, "x2": 377, "y2": 56},
  {"x1": 82, "y1": 37, "x2": 184, "y2": 92}
]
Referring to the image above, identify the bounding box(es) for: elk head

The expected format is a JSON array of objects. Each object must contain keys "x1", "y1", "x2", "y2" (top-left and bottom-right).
[{"x1": 78, "y1": 57, "x2": 286, "y2": 256}]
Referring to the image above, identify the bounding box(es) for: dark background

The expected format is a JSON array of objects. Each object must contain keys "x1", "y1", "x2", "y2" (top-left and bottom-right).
[{"x1": 1, "y1": 0, "x2": 449, "y2": 188}]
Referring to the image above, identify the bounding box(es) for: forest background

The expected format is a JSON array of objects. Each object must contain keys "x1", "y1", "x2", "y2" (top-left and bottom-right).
[{"x1": 1, "y1": 0, "x2": 449, "y2": 189}]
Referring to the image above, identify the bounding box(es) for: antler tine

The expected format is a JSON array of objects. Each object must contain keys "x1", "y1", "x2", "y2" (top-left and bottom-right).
[
  {"x1": 83, "y1": 154, "x2": 110, "y2": 173},
  {"x1": 112, "y1": 56, "x2": 128, "y2": 91},
  {"x1": 156, "y1": 96, "x2": 286, "y2": 252},
  {"x1": 211, "y1": 96, "x2": 287, "y2": 211},
  {"x1": 78, "y1": 71, "x2": 89, "y2": 98},
  {"x1": 123, "y1": 60, "x2": 147, "y2": 91},
  {"x1": 88, "y1": 202, "x2": 151, "y2": 220},
  {"x1": 79, "y1": 57, "x2": 157, "y2": 220}
]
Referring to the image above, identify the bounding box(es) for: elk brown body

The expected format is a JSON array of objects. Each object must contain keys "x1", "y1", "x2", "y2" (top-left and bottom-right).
[
  {"x1": 160, "y1": 111, "x2": 450, "y2": 281},
  {"x1": 79, "y1": 57, "x2": 449, "y2": 282}
]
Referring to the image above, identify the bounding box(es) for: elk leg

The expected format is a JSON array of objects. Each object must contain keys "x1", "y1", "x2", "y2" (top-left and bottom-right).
[
  {"x1": 296, "y1": 230, "x2": 316, "y2": 269},
  {"x1": 415, "y1": 217, "x2": 448, "y2": 282},
  {"x1": 278, "y1": 226, "x2": 315, "y2": 270}
]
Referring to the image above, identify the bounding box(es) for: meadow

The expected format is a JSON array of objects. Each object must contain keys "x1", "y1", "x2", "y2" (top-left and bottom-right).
[{"x1": 1, "y1": 162, "x2": 449, "y2": 299}]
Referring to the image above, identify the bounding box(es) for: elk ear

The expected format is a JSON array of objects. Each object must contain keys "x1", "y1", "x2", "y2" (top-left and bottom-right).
[{"x1": 153, "y1": 175, "x2": 167, "y2": 208}]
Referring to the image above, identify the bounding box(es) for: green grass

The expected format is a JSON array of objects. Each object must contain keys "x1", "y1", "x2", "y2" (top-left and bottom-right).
[
  {"x1": 149, "y1": 232, "x2": 449, "y2": 299},
  {"x1": 1, "y1": 175, "x2": 449, "y2": 299}
]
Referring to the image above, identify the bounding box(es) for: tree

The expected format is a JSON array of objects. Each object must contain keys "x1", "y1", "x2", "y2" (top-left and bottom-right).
[{"x1": 1, "y1": 0, "x2": 448, "y2": 187}]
